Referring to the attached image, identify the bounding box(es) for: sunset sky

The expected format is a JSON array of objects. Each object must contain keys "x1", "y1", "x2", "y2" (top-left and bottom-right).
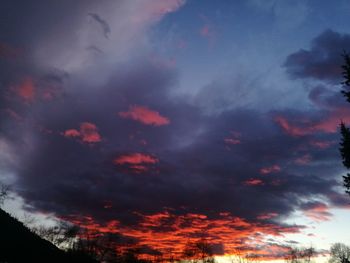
[{"x1": 1, "y1": 0, "x2": 350, "y2": 261}]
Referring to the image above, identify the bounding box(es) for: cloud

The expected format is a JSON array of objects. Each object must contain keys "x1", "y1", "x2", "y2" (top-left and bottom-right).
[
  {"x1": 244, "y1": 178, "x2": 264, "y2": 186},
  {"x1": 13, "y1": 77, "x2": 35, "y2": 102},
  {"x1": 64, "y1": 129, "x2": 80, "y2": 138},
  {"x1": 79, "y1": 122, "x2": 102, "y2": 143},
  {"x1": 118, "y1": 105, "x2": 170, "y2": 126},
  {"x1": 113, "y1": 153, "x2": 159, "y2": 173},
  {"x1": 274, "y1": 107, "x2": 350, "y2": 137},
  {"x1": 224, "y1": 131, "x2": 241, "y2": 146},
  {"x1": 0, "y1": 42, "x2": 21, "y2": 60},
  {"x1": 88, "y1": 13, "x2": 111, "y2": 39},
  {"x1": 260, "y1": 165, "x2": 281, "y2": 175},
  {"x1": 248, "y1": 0, "x2": 309, "y2": 29},
  {"x1": 0, "y1": 2, "x2": 349, "y2": 260},
  {"x1": 309, "y1": 140, "x2": 334, "y2": 149},
  {"x1": 114, "y1": 153, "x2": 158, "y2": 165},
  {"x1": 284, "y1": 29, "x2": 350, "y2": 83},
  {"x1": 295, "y1": 154, "x2": 312, "y2": 165},
  {"x1": 64, "y1": 122, "x2": 102, "y2": 144},
  {"x1": 63, "y1": 211, "x2": 302, "y2": 260},
  {"x1": 301, "y1": 201, "x2": 333, "y2": 222}
]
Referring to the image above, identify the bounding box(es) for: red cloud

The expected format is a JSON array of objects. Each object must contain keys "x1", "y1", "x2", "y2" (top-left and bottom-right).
[
  {"x1": 260, "y1": 165, "x2": 281, "y2": 175},
  {"x1": 257, "y1": 212, "x2": 278, "y2": 220},
  {"x1": 114, "y1": 153, "x2": 158, "y2": 165},
  {"x1": 275, "y1": 107, "x2": 350, "y2": 137},
  {"x1": 224, "y1": 138, "x2": 241, "y2": 145},
  {"x1": 4, "y1": 108, "x2": 23, "y2": 122},
  {"x1": 303, "y1": 203, "x2": 332, "y2": 222},
  {"x1": 64, "y1": 211, "x2": 302, "y2": 261},
  {"x1": 224, "y1": 131, "x2": 241, "y2": 146},
  {"x1": 200, "y1": 25, "x2": 211, "y2": 37},
  {"x1": 244, "y1": 178, "x2": 264, "y2": 186},
  {"x1": 114, "y1": 153, "x2": 159, "y2": 173},
  {"x1": 11, "y1": 76, "x2": 63, "y2": 103},
  {"x1": 63, "y1": 122, "x2": 101, "y2": 144},
  {"x1": 274, "y1": 116, "x2": 309, "y2": 136},
  {"x1": 309, "y1": 140, "x2": 334, "y2": 149},
  {"x1": 80, "y1": 122, "x2": 102, "y2": 143},
  {"x1": 118, "y1": 105, "x2": 170, "y2": 126},
  {"x1": 0, "y1": 42, "x2": 21, "y2": 59},
  {"x1": 64, "y1": 129, "x2": 80, "y2": 138},
  {"x1": 14, "y1": 77, "x2": 35, "y2": 102},
  {"x1": 295, "y1": 154, "x2": 312, "y2": 165}
]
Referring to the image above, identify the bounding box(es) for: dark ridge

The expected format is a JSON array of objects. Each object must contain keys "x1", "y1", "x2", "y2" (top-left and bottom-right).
[{"x1": 0, "y1": 208, "x2": 96, "y2": 262}]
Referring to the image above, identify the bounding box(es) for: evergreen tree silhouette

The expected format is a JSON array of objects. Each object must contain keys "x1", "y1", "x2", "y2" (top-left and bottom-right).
[{"x1": 339, "y1": 51, "x2": 350, "y2": 196}]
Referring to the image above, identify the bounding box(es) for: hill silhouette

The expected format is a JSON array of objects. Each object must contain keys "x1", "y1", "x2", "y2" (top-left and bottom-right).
[{"x1": 0, "y1": 208, "x2": 97, "y2": 262}]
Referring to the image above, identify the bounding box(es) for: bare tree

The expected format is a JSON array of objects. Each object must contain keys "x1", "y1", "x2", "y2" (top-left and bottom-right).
[
  {"x1": 182, "y1": 239, "x2": 215, "y2": 263},
  {"x1": 285, "y1": 246, "x2": 316, "y2": 263},
  {"x1": 33, "y1": 221, "x2": 80, "y2": 250},
  {"x1": 329, "y1": 243, "x2": 350, "y2": 263},
  {"x1": 0, "y1": 183, "x2": 9, "y2": 206},
  {"x1": 228, "y1": 254, "x2": 256, "y2": 263}
]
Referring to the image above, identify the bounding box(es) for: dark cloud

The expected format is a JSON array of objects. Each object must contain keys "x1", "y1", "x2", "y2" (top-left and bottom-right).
[
  {"x1": 1, "y1": 52, "x2": 348, "y2": 257},
  {"x1": 0, "y1": 1, "x2": 349, "y2": 259},
  {"x1": 88, "y1": 13, "x2": 111, "y2": 39},
  {"x1": 284, "y1": 29, "x2": 350, "y2": 83}
]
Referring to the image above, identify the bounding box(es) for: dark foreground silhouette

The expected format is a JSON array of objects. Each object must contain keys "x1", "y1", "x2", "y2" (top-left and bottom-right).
[{"x1": 0, "y1": 208, "x2": 97, "y2": 262}]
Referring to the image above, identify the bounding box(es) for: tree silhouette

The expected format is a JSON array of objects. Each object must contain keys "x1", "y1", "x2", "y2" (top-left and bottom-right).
[
  {"x1": 340, "y1": 52, "x2": 350, "y2": 196},
  {"x1": 182, "y1": 239, "x2": 215, "y2": 263},
  {"x1": 0, "y1": 183, "x2": 9, "y2": 206},
  {"x1": 329, "y1": 243, "x2": 350, "y2": 263},
  {"x1": 284, "y1": 246, "x2": 315, "y2": 263}
]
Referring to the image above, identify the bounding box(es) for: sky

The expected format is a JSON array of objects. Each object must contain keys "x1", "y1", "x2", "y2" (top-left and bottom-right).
[{"x1": 1, "y1": 0, "x2": 350, "y2": 261}]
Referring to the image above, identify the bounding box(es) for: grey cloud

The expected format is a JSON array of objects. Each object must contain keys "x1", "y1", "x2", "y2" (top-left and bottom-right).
[{"x1": 88, "y1": 13, "x2": 111, "y2": 39}]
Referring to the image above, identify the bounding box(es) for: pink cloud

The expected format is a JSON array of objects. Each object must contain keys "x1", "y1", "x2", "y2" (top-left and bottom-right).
[
  {"x1": 64, "y1": 129, "x2": 80, "y2": 138},
  {"x1": 145, "y1": 0, "x2": 185, "y2": 16},
  {"x1": 118, "y1": 105, "x2": 170, "y2": 126},
  {"x1": 309, "y1": 140, "x2": 334, "y2": 149},
  {"x1": 275, "y1": 107, "x2": 350, "y2": 137},
  {"x1": 114, "y1": 153, "x2": 159, "y2": 173},
  {"x1": 314, "y1": 107, "x2": 350, "y2": 133},
  {"x1": 63, "y1": 122, "x2": 102, "y2": 144},
  {"x1": 176, "y1": 39, "x2": 187, "y2": 49},
  {"x1": 224, "y1": 131, "x2": 241, "y2": 146},
  {"x1": 199, "y1": 24, "x2": 216, "y2": 46},
  {"x1": 80, "y1": 122, "x2": 102, "y2": 143},
  {"x1": 114, "y1": 153, "x2": 159, "y2": 165},
  {"x1": 257, "y1": 212, "x2": 278, "y2": 220},
  {"x1": 244, "y1": 178, "x2": 264, "y2": 186},
  {"x1": 260, "y1": 165, "x2": 281, "y2": 175},
  {"x1": 303, "y1": 203, "x2": 332, "y2": 222},
  {"x1": 274, "y1": 116, "x2": 309, "y2": 136},
  {"x1": 198, "y1": 15, "x2": 216, "y2": 46},
  {"x1": 0, "y1": 42, "x2": 21, "y2": 59},
  {"x1": 128, "y1": 0, "x2": 185, "y2": 25},
  {"x1": 149, "y1": 53, "x2": 176, "y2": 69},
  {"x1": 4, "y1": 108, "x2": 23, "y2": 122},
  {"x1": 200, "y1": 25, "x2": 211, "y2": 37},
  {"x1": 295, "y1": 154, "x2": 312, "y2": 165},
  {"x1": 224, "y1": 138, "x2": 241, "y2": 145},
  {"x1": 14, "y1": 77, "x2": 35, "y2": 102}
]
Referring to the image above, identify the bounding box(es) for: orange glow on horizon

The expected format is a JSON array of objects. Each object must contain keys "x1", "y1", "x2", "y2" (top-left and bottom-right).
[{"x1": 62, "y1": 211, "x2": 302, "y2": 261}]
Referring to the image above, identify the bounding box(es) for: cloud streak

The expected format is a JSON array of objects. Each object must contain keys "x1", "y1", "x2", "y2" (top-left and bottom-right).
[{"x1": 118, "y1": 105, "x2": 170, "y2": 126}]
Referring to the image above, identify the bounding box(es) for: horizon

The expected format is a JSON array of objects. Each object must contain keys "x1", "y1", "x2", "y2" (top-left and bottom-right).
[{"x1": 1, "y1": 0, "x2": 350, "y2": 262}]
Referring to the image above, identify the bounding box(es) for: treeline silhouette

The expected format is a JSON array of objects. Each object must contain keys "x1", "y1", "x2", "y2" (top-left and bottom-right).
[
  {"x1": 0, "y1": 207, "x2": 98, "y2": 262},
  {"x1": 1, "y1": 205, "x2": 350, "y2": 263}
]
